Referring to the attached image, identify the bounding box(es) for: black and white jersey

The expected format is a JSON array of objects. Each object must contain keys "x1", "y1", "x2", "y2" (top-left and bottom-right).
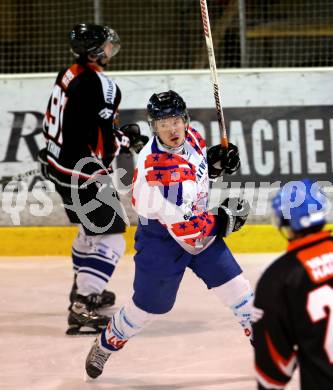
[
  {"x1": 43, "y1": 63, "x2": 122, "y2": 187},
  {"x1": 253, "y1": 231, "x2": 333, "y2": 390}
]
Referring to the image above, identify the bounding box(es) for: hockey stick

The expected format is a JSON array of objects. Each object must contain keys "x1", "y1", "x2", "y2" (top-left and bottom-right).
[{"x1": 199, "y1": 0, "x2": 228, "y2": 148}]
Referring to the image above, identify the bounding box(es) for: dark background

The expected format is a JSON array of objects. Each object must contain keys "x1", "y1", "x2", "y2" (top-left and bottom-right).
[
  {"x1": 1, "y1": 0, "x2": 332, "y2": 73},
  {"x1": 115, "y1": 105, "x2": 333, "y2": 184}
]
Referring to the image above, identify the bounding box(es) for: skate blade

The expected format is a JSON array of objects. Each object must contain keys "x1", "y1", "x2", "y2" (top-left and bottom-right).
[
  {"x1": 66, "y1": 325, "x2": 104, "y2": 336},
  {"x1": 84, "y1": 371, "x2": 96, "y2": 382}
]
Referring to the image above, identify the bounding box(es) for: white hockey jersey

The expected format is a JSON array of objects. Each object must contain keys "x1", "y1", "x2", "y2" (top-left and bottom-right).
[{"x1": 132, "y1": 127, "x2": 219, "y2": 254}]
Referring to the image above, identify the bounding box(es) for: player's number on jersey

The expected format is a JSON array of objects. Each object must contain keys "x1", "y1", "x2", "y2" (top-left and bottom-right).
[
  {"x1": 307, "y1": 285, "x2": 333, "y2": 363},
  {"x1": 48, "y1": 84, "x2": 67, "y2": 144}
]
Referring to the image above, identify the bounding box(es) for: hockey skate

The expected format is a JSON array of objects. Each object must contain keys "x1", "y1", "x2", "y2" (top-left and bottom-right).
[
  {"x1": 85, "y1": 338, "x2": 112, "y2": 379},
  {"x1": 69, "y1": 277, "x2": 116, "y2": 309},
  {"x1": 66, "y1": 293, "x2": 111, "y2": 336}
]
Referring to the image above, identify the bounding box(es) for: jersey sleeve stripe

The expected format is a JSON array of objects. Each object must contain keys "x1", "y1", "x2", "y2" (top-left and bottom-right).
[
  {"x1": 186, "y1": 127, "x2": 206, "y2": 154},
  {"x1": 170, "y1": 213, "x2": 216, "y2": 241},
  {"x1": 265, "y1": 331, "x2": 297, "y2": 377},
  {"x1": 47, "y1": 155, "x2": 112, "y2": 180},
  {"x1": 145, "y1": 167, "x2": 196, "y2": 186},
  {"x1": 60, "y1": 64, "x2": 84, "y2": 90},
  {"x1": 144, "y1": 153, "x2": 196, "y2": 170},
  {"x1": 255, "y1": 364, "x2": 287, "y2": 389}
]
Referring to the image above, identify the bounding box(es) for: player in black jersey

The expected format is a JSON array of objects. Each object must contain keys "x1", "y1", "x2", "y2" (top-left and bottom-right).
[
  {"x1": 253, "y1": 179, "x2": 333, "y2": 390},
  {"x1": 39, "y1": 24, "x2": 148, "y2": 335}
]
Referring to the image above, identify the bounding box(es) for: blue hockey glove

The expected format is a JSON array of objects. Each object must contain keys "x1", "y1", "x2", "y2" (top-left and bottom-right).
[{"x1": 207, "y1": 142, "x2": 240, "y2": 179}]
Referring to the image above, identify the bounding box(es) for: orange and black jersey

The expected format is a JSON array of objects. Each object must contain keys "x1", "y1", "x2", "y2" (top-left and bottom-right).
[
  {"x1": 253, "y1": 231, "x2": 333, "y2": 390},
  {"x1": 43, "y1": 63, "x2": 122, "y2": 187}
]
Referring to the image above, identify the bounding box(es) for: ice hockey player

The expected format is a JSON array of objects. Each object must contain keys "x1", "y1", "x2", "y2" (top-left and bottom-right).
[
  {"x1": 38, "y1": 24, "x2": 148, "y2": 335},
  {"x1": 253, "y1": 179, "x2": 333, "y2": 389},
  {"x1": 84, "y1": 90, "x2": 254, "y2": 378}
]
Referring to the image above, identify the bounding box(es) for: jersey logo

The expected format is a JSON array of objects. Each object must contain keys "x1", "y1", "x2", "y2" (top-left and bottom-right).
[
  {"x1": 97, "y1": 73, "x2": 116, "y2": 104},
  {"x1": 60, "y1": 64, "x2": 84, "y2": 89},
  {"x1": 61, "y1": 69, "x2": 74, "y2": 88},
  {"x1": 196, "y1": 159, "x2": 207, "y2": 180},
  {"x1": 99, "y1": 108, "x2": 113, "y2": 119},
  {"x1": 297, "y1": 241, "x2": 333, "y2": 283},
  {"x1": 47, "y1": 139, "x2": 61, "y2": 158}
]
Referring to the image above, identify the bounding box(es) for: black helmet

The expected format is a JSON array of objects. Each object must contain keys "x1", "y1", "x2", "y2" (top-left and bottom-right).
[
  {"x1": 147, "y1": 90, "x2": 189, "y2": 125},
  {"x1": 69, "y1": 23, "x2": 120, "y2": 59}
]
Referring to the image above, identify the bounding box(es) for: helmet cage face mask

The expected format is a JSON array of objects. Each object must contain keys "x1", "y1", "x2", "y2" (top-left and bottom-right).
[
  {"x1": 69, "y1": 24, "x2": 121, "y2": 61},
  {"x1": 147, "y1": 90, "x2": 190, "y2": 135},
  {"x1": 148, "y1": 113, "x2": 189, "y2": 135}
]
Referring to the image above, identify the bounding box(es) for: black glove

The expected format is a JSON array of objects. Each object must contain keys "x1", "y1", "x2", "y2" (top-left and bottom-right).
[
  {"x1": 37, "y1": 148, "x2": 50, "y2": 180},
  {"x1": 120, "y1": 123, "x2": 149, "y2": 154},
  {"x1": 215, "y1": 197, "x2": 250, "y2": 238},
  {"x1": 207, "y1": 142, "x2": 240, "y2": 179}
]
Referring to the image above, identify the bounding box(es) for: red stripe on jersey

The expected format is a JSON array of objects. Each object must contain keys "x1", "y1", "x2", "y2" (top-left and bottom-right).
[
  {"x1": 183, "y1": 237, "x2": 198, "y2": 247},
  {"x1": 287, "y1": 231, "x2": 330, "y2": 252},
  {"x1": 131, "y1": 168, "x2": 138, "y2": 206},
  {"x1": 171, "y1": 213, "x2": 216, "y2": 239},
  {"x1": 60, "y1": 64, "x2": 85, "y2": 90},
  {"x1": 92, "y1": 127, "x2": 104, "y2": 159},
  {"x1": 70, "y1": 63, "x2": 85, "y2": 77},
  {"x1": 45, "y1": 110, "x2": 52, "y2": 122},
  {"x1": 265, "y1": 331, "x2": 297, "y2": 377},
  {"x1": 186, "y1": 127, "x2": 205, "y2": 155},
  {"x1": 188, "y1": 127, "x2": 206, "y2": 149},
  {"x1": 255, "y1": 364, "x2": 287, "y2": 388},
  {"x1": 47, "y1": 156, "x2": 91, "y2": 179},
  {"x1": 47, "y1": 155, "x2": 112, "y2": 179},
  {"x1": 132, "y1": 168, "x2": 138, "y2": 185},
  {"x1": 144, "y1": 152, "x2": 194, "y2": 170},
  {"x1": 146, "y1": 167, "x2": 195, "y2": 186}
]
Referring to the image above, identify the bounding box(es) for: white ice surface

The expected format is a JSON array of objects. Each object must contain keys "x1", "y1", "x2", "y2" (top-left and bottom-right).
[{"x1": 0, "y1": 254, "x2": 299, "y2": 390}]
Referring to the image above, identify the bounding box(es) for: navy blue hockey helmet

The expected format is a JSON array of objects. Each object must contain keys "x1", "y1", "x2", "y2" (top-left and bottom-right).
[
  {"x1": 272, "y1": 179, "x2": 327, "y2": 232},
  {"x1": 69, "y1": 23, "x2": 120, "y2": 59},
  {"x1": 147, "y1": 90, "x2": 190, "y2": 126}
]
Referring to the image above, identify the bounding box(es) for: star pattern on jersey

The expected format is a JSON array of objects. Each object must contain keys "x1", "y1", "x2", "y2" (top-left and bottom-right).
[
  {"x1": 145, "y1": 151, "x2": 196, "y2": 186},
  {"x1": 170, "y1": 212, "x2": 216, "y2": 244},
  {"x1": 185, "y1": 128, "x2": 206, "y2": 156},
  {"x1": 189, "y1": 128, "x2": 206, "y2": 149},
  {"x1": 134, "y1": 127, "x2": 215, "y2": 249},
  {"x1": 155, "y1": 172, "x2": 164, "y2": 180}
]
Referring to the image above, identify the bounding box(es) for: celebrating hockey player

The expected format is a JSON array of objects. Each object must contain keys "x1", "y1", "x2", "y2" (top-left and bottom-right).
[
  {"x1": 253, "y1": 179, "x2": 333, "y2": 389},
  {"x1": 84, "y1": 90, "x2": 254, "y2": 378},
  {"x1": 38, "y1": 24, "x2": 148, "y2": 335}
]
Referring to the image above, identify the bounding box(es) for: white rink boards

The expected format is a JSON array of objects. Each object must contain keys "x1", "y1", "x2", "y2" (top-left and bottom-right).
[{"x1": 0, "y1": 254, "x2": 299, "y2": 390}]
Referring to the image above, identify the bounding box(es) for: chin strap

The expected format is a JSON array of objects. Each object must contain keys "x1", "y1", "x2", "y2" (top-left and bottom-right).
[
  {"x1": 279, "y1": 226, "x2": 293, "y2": 241},
  {"x1": 97, "y1": 56, "x2": 108, "y2": 68}
]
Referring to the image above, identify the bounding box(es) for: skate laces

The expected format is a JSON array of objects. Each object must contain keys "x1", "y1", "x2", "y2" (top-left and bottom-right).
[
  {"x1": 89, "y1": 342, "x2": 111, "y2": 370},
  {"x1": 86, "y1": 294, "x2": 103, "y2": 310},
  {"x1": 73, "y1": 294, "x2": 103, "y2": 313}
]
